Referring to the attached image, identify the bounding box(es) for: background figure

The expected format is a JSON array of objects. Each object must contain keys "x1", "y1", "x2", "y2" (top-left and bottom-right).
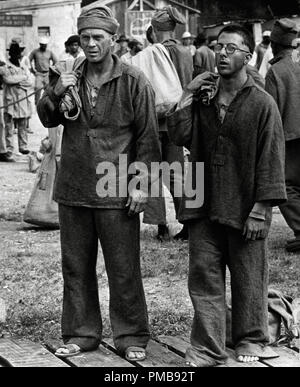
[
  {"x1": 258, "y1": 44, "x2": 273, "y2": 78},
  {"x1": 254, "y1": 30, "x2": 271, "y2": 70},
  {"x1": 0, "y1": 61, "x2": 8, "y2": 161},
  {"x1": 143, "y1": 6, "x2": 193, "y2": 241},
  {"x1": 60, "y1": 35, "x2": 85, "y2": 61},
  {"x1": 292, "y1": 37, "x2": 300, "y2": 63},
  {"x1": 193, "y1": 32, "x2": 216, "y2": 77},
  {"x1": 29, "y1": 37, "x2": 58, "y2": 105},
  {"x1": 0, "y1": 43, "x2": 33, "y2": 160},
  {"x1": 121, "y1": 38, "x2": 143, "y2": 64},
  {"x1": 182, "y1": 31, "x2": 196, "y2": 57},
  {"x1": 20, "y1": 42, "x2": 34, "y2": 134},
  {"x1": 115, "y1": 34, "x2": 129, "y2": 58},
  {"x1": 265, "y1": 19, "x2": 300, "y2": 252}
]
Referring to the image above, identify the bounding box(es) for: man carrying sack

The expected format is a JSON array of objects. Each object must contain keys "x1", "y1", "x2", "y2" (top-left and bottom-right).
[
  {"x1": 38, "y1": 5, "x2": 161, "y2": 361},
  {"x1": 143, "y1": 6, "x2": 194, "y2": 242}
]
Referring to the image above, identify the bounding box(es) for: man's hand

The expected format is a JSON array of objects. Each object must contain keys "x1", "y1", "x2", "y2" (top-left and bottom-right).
[
  {"x1": 54, "y1": 72, "x2": 78, "y2": 97},
  {"x1": 243, "y1": 217, "x2": 268, "y2": 241},
  {"x1": 186, "y1": 71, "x2": 219, "y2": 93},
  {"x1": 177, "y1": 72, "x2": 219, "y2": 110},
  {"x1": 126, "y1": 189, "x2": 148, "y2": 217}
]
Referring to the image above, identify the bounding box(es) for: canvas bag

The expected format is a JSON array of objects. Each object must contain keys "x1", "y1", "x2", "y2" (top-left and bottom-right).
[
  {"x1": 131, "y1": 43, "x2": 183, "y2": 117},
  {"x1": 24, "y1": 126, "x2": 63, "y2": 228}
]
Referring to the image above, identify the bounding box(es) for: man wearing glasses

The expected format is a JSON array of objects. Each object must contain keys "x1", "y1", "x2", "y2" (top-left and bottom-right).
[
  {"x1": 38, "y1": 5, "x2": 160, "y2": 361},
  {"x1": 167, "y1": 24, "x2": 286, "y2": 367}
]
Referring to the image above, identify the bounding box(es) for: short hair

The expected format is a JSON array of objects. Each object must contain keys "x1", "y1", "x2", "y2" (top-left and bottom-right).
[{"x1": 217, "y1": 24, "x2": 255, "y2": 54}]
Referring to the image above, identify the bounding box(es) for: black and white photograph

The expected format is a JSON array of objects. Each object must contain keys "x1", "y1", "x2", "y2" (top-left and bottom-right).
[{"x1": 0, "y1": 0, "x2": 300, "y2": 372}]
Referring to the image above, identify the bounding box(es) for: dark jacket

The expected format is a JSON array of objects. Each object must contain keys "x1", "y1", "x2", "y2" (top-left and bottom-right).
[
  {"x1": 265, "y1": 49, "x2": 300, "y2": 141},
  {"x1": 167, "y1": 76, "x2": 287, "y2": 230},
  {"x1": 37, "y1": 55, "x2": 161, "y2": 208},
  {"x1": 193, "y1": 45, "x2": 216, "y2": 77}
]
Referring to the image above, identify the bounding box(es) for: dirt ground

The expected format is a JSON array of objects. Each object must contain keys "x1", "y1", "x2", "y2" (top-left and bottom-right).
[{"x1": 0, "y1": 112, "x2": 299, "y2": 344}]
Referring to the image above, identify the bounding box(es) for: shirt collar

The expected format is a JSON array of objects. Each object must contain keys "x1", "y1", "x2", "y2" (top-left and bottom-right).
[
  {"x1": 269, "y1": 49, "x2": 293, "y2": 65},
  {"x1": 212, "y1": 75, "x2": 255, "y2": 101}
]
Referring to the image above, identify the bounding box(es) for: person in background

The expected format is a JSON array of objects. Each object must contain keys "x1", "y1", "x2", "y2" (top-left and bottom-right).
[
  {"x1": 255, "y1": 30, "x2": 271, "y2": 70},
  {"x1": 143, "y1": 6, "x2": 193, "y2": 242},
  {"x1": 38, "y1": 5, "x2": 161, "y2": 361},
  {"x1": 265, "y1": 19, "x2": 300, "y2": 253},
  {"x1": 0, "y1": 60, "x2": 10, "y2": 162},
  {"x1": 182, "y1": 31, "x2": 196, "y2": 57},
  {"x1": 167, "y1": 23, "x2": 286, "y2": 367},
  {"x1": 0, "y1": 43, "x2": 33, "y2": 159},
  {"x1": 292, "y1": 37, "x2": 300, "y2": 63},
  {"x1": 19, "y1": 42, "x2": 34, "y2": 134},
  {"x1": 193, "y1": 32, "x2": 216, "y2": 77},
  {"x1": 258, "y1": 44, "x2": 273, "y2": 78},
  {"x1": 60, "y1": 35, "x2": 85, "y2": 61},
  {"x1": 115, "y1": 34, "x2": 129, "y2": 58},
  {"x1": 29, "y1": 37, "x2": 58, "y2": 105},
  {"x1": 121, "y1": 38, "x2": 143, "y2": 65}
]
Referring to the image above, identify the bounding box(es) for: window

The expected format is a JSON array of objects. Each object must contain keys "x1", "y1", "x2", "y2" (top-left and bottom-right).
[{"x1": 38, "y1": 27, "x2": 50, "y2": 37}]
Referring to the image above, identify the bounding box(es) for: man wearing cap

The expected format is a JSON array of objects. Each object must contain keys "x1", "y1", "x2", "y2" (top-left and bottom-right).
[
  {"x1": 182, "y1": 32, "x2": 196, "y2": 57},
  {"x1": 194, "y1": 32, "x2": 216, "y2": 77},
  {"x1": 115, "y1": 35, "x2": 129, "y2": 58},
  {"x1": 29, "y1": 37, "x2": 58, "y2": 105},
  {"x1": 37, "y1": 5, "x2": 160, "y2": 361},
  {"x1": 143, "y1": 6, "x2": 193, "y2": 241},
  {"x1": 60, "y1": 35, "x2": 85, "y2": 62},
  {"x1": 265, "y1": 19, "x2": 300, "y2": 252}
]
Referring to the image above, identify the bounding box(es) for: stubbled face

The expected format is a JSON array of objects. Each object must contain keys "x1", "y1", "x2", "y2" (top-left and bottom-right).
[
  {"x1": 80, "y1": 28, "x2": 115, "y2": 63},
  {"x1": 216, "y1": 32, "x2": 251, "y2": 78}
]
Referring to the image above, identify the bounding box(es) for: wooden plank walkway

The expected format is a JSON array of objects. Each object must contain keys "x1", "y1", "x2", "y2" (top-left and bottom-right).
[{"x1": 0, "y1": 336, "x2": 299, "y2": 367}]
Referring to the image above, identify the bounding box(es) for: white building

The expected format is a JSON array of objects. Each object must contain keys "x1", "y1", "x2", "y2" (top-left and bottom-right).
[{"x1": 0, "y1": 0, "x2": 82, "y2": 60}]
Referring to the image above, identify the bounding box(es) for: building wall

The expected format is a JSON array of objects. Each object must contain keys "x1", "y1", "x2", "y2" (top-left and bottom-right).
[{"x1": 0, "y1": 1, "x2": 81, "y2": 60}]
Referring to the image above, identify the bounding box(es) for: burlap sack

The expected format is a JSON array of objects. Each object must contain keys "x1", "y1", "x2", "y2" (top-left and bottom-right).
[
  {"x1": 24, "y1": 126, "x2": 63, "y2": 228},
  {"x1": 132, "y1": 43, "x2": 183, "y2": 117}
]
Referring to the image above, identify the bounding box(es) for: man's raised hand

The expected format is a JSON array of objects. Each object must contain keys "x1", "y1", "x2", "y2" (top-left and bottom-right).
[{"x1": 54, "y1": 72, "x2": 78, "y2": 97}]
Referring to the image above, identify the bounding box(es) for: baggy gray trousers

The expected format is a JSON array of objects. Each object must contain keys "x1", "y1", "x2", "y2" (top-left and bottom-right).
[
  {"x1": 59, "y1": 204, "x2": 150, "y2": 354},
  {"x1": 188, "y1": 219, "x2": 269, "y2": 363}
]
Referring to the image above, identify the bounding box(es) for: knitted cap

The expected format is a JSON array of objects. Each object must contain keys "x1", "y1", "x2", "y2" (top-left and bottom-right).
[{"x1": 78, "y1": 5, "x2": 119, "y2": 35}]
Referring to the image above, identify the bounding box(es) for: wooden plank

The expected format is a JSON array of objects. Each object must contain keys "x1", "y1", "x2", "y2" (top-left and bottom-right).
[
  {"x1": 157, "y1": 336, "x2": 268, "y2": 368},
  {"x1": 46, "y1": 340, "x2": 133, "y2": 368},
  {"x1": 260, "y1": 346, "x2": 300, "y2": 368},
  {"x1": 0, "y1": 339, "x2": 69, "y2": 367},
  {"x1": 103, "y1": 338, "x2": 187, "y2": 368}
]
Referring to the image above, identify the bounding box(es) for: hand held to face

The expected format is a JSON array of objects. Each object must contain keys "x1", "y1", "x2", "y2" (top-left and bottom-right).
[{"x1": 178, "y1": 72, "x2": 219, "y2": 110}]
